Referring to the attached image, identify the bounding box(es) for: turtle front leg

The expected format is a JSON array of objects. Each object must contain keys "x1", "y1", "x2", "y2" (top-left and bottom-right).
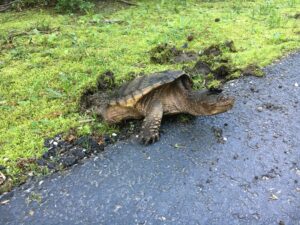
[{"x1": 140, "y1": 101, "x2": 163, "y2": 145}]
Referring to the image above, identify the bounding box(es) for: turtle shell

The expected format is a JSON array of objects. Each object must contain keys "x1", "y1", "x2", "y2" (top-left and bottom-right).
[{"x1": 109, "y1": 70, "x2": 189, "y2": 107}]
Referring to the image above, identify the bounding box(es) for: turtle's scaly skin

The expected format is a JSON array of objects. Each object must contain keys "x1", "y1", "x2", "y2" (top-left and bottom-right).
[{"x1": 90, "y1": 70, "x2": 234, "y2": 144}]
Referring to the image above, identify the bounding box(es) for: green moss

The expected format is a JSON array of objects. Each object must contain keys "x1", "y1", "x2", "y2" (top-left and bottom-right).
[
  {"x1": 0, "y1": 0, "x2": 300, "y2": 186},
  {"x1": 206, "y1": 79, "x2": 222, "y2": 90}
]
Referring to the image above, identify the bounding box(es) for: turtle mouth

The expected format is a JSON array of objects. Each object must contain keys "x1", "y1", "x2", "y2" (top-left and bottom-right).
[
  {"x1": 206, "y1": 94, "x2": 235, "y2": 114},
  {"x1": 217, "y1": 95, "x2": 235, "y2": 106}
]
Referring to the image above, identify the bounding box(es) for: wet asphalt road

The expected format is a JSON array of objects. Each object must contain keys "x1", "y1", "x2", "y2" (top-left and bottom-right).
[{"x1": 1, "y1": 52, "x2": 300, "y2": 225}]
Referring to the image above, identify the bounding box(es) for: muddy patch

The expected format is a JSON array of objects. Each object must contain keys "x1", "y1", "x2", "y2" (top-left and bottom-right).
[
  {"x1": 79, "y1": 70, "x2": 117, "y2": 114},
  {"x1": 199, "y1": 41, "x2": 237, "y2": 57},
  {"x1": 184, "y1": 41, "x2": 239, "y2": 90},
  {"x1": 150, "y1": 43, "x2": 198, "y2": 64},
  {"x1": 38, "y1": 134, "x2": 105, "y2": 170},
  {"x1": 242, "y1": 64, "x2": 265, "y2": 77},
  {"x1": 96, "y1": 70, "x2": 116, "y2": 90},
  {"x1": 191, "y1": 60, "x2": 212, "y2": 76},
  {"x1": 185, "y1": 41, "x2": 265, "y2": 91}
]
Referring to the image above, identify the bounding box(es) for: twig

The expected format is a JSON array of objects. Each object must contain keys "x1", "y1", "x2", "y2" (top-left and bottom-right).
[
  {"x1": 79, "y1": 119, "x2": 95, "y2": 123},
  {"x1": 0, "y1": 5, "x2": 11, "y2": 12},
  {"x1": 118, "y1": 0, "x2": 138, "y2": 6},
  {"x1": 0, "y1": 0, "x2": 20, "y2": 12}
]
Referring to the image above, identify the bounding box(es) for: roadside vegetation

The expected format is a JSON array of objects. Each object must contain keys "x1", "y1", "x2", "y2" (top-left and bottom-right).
[{"x1": 0, "y1": 0, "x2": 299, "y2": 190}]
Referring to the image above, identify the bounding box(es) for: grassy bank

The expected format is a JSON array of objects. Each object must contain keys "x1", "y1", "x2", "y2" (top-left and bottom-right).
[{"x1": 0, "y1": 0, "x2": 299, "y2": 187}]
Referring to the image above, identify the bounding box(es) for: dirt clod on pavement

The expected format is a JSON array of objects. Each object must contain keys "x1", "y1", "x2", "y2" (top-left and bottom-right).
[
  {"x1": 242, "y1": 64, "x2": 265, "y2": 77},
  {"x1": 40, "y1": 134, "x2": 105, "y2": 170}
]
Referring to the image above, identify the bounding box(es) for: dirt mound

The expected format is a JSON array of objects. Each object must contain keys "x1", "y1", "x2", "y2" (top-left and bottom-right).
[
  {"x1": 96, "y1": 70, "x2": 116, "y2": 90},
  {"x1": 79, "y1": 70, "x2": 117, "y2": 114},
  {"x1": 38, "y1": 134, "x2": 105, "y2": 170},
  {"x1": 192, "y1": 60, "x2": 212, "y2": 76},
  {"x1": 186, "y1": 40, "x2": 263, "y2": 91},
  {"x1": 242, "y1": 64, "x2": 265, "y2": 77},
  {"x1": 199, "y1": 40, "x2": 237, "y2": 57},
  {"x1": 150, "y1": 43, "x2": 198, "y2": 64}
]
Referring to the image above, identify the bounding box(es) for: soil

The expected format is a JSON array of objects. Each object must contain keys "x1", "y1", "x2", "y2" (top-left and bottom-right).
[
  {"x1": 187, "y1": 34, "x2": 194, "y2": 42},
  {"x1": 200, "y1": 44, "x2": 222, "y2": 57},
  {"x1": 149, "y1": 43, "x2": 198, "y2": 64},
  {"x1": 79, "y1": 70, "x2": 117, "y2": 114},
  {"x1": 96, "y1": 70, "x2": 116, "y2": 90},
  {"x1": 213, "y1": 64, "x2": 231, "y2": 79},
  {"x1": 39, "y1": 134, "x2": 105, "y2": 170},
  {"x1": 242, "y1": 64, "x2": 265, "y2": 77},
  {"x1": 190, "y1": 60, "x2": 212, "y2": 76}
]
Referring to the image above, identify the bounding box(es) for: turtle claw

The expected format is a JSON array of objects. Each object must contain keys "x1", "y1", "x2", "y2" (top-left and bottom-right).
[{"x1": 140, "y1": 132, "x2": 160, "y2": 145}]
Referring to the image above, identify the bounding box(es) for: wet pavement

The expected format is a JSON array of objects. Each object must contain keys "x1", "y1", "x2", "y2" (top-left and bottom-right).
[{"x1": 1, "y1": 52, "x2": 300, "y2": 225}]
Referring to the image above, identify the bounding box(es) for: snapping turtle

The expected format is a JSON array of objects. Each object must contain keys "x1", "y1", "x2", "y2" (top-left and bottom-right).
[{"x1": 82, "y1": 70, "x2": 234, "y2": 144}]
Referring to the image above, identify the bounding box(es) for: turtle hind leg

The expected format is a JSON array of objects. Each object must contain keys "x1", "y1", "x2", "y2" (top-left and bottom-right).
[{"x1": 140, "y1": 101, "x2": 163, "y2": 145}]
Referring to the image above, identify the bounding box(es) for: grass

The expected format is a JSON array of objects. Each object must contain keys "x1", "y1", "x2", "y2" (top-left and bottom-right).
[{"x1": 0, "y1": 0, "x2": 299, "y2": 187}]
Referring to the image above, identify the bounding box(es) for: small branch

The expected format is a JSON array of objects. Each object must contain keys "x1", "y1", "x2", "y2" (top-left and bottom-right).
[
  {"x1": 118, "y1": 0, "x2": 138, "y2": 6},
  {"x1": 0, "y1": 0, "x2": 20, "y2": 12},
  {"x1": 0, "y1": 5, "x2": 11, "y2": 12}
]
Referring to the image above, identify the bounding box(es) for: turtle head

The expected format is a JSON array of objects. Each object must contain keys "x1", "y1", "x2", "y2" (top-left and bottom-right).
[{"x1": 188, "y1": 89, "x2": 235, "y2": 115}]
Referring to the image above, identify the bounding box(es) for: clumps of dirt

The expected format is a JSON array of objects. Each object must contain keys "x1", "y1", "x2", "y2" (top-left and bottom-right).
[
  {"x1": 185, "y1": 40, "x2": 265, "y2": 91},
  {"x1": 257, "y1": 102, "x2": 285, "y2": 113},
  {"x1": 185, "y1": 40, "x2": 239, "y2": 91},
  {"x1": 200, "y1": 44, "x2": 222, "y2": 57},
  {"x1": 40, "y1": 119, "x2": 146, "y2": 171},
  {"x1": 191, "y1": 60, "x2": 212, "y2": 76},
  {"x1": 79, "y1": 87, "x2": 98, "y2": 112},
  {"x1": 79, "y1": 70, "x2": 117, "y2": 114},
  {"x1": 187, "y1": 34, "x2": 194, "y2": 42},
  {"x1": 37, "y1": 134, "x2": 105, "y2": 170},
  {"x1": 242, "y1": 64, "x2": 265, "y2": 77},
  {"x1": 187, "y1": 60, "x2": 237, "y2": 91},
  {"x1": 213, "y1": 64, "x2": 232, "y2": 79},
  {"x1": 150, "y1": 43, "x2": 198, "y2": 64},
  {"x1": 199, "y1": 40, "x2": 237, "y2": 57},
  {"x1": 96, "y1": 70, "x2": 116, "y2": 90},
  {"x1": 212, "y1": 126, "x2": 226, "y2": 144}
]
